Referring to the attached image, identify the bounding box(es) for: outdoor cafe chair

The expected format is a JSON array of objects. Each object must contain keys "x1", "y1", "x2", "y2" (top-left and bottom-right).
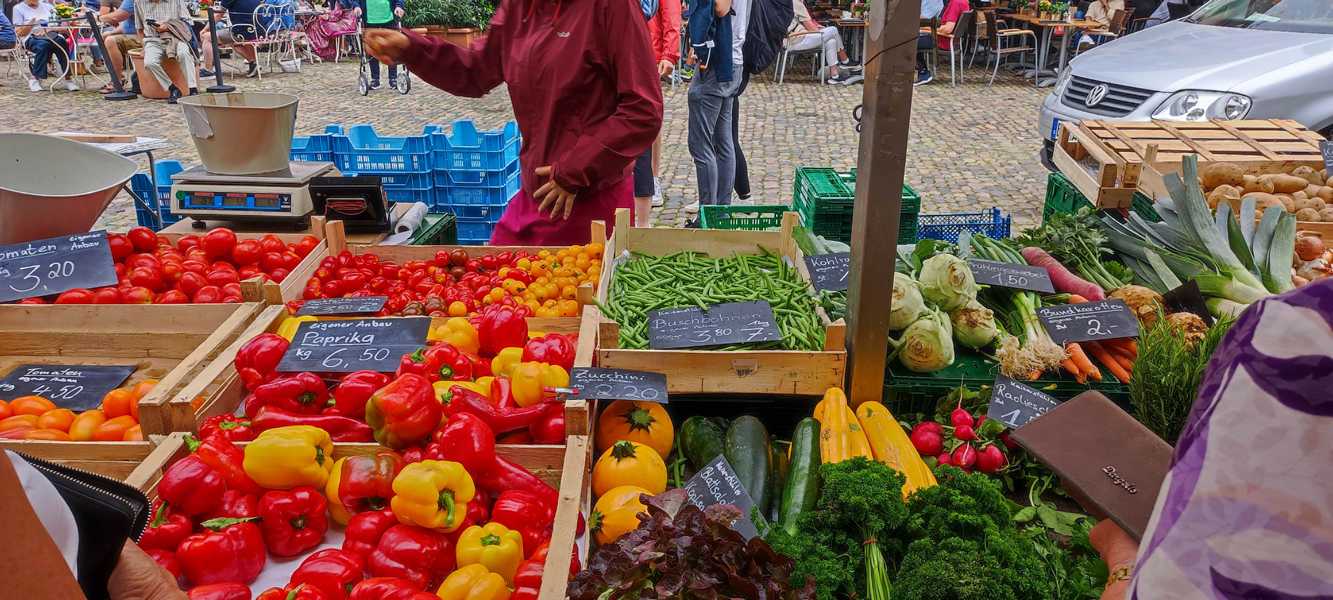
[
  {"x1": 776, "y1": 30, "x2": 829, "y2": 84},
  {"x1": 979, "y1": 9, "x2": 1036, "y2": 87}
]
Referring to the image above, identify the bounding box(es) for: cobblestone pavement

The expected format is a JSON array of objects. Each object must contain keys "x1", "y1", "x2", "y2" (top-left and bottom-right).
[{"x1": 1, "y1": 57, "x2": 1050, "y2": 233}]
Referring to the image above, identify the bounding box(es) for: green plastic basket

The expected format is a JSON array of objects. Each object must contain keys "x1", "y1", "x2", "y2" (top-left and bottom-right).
[
  {"x1": 699, "y1": 204, "x2": 790, "y2": 230},
  {"x1": 409, "y1": 213, "x2": 459, "y2": 245},
  {"x1": 1043, "y1": 172, "x2": 1160, "y2": 223},
  {"x1": 883, "y1": 351, "x2": 1130, "y2": 417},
  {"x1": 792, "y1": 167, "x2": 921, "y2": 244}
]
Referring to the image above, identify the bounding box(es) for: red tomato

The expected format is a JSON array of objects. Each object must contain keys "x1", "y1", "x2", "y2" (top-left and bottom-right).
[
  {"x1": 127, "y1": 227, "x2": 158, "y2": 252},
  {"x1": 210, "y1": 261, "x2": 238, "y2": 272},
  {"x1": 222, "y1": 283, "x2": 243, "y2": 298},
  {"x1": 222, "y1": 295, "x2": 242, "y2": 303},
  {"x1": 114, "y1": 263, "x2": 127, "y2": 278},
  {"x1": 280, "y1": 251, "x2": 302, "y2": 270},
  {"x1": 54, "y1": 289, "x2": 94, "y2": 304},
  {"x1": 160, "y1": 261, "x2": 185, "y2": 284},
  {"x1": 155, "y1": 249, "x2": 184, "y2": 263},
  {"x1": 232, "y1": 240, "x2": 262, "y2": 265},
  {"x1": 128, "y1": 267, "x2": 164, "y2": 292},
  {"x1": 181, "y1": 259, "x2": 208, "y2": 274},
  {"x1": 155, "y1": 234, "x2": 172, "y2": 248},
  {"x1": 126, "y1": 253, "x2": 160, "y2": 271},
  {"x1": 186, "y1": 248, "x2": 208, "y2": 262},
  {"x1": 107, "y1": 233, "x2": 134, "y2": 261},
  {"x1": 205, "y1": 269, "x2": 240, "y2": 288},
  {"x1": 268, "y1": 268, "x2": 290, "y2": 282},
  {"x1": 259, "y1": 234, "x2": 286, "y2": 254},
  {"x1": 449, "y1": 249, "x2": 469, "y2": 266},
  {"x1": 121, "y1": 286, "x2": 155, "y2": 304},
  {"x1": 16, "y1": 297, "x2": 45, "y2": 304},
  {"x1": 202, "y1": 228, "x2": 238, "y2": 261},
  {"x1": 177, "y1": 271, "x2": 208, "y2": 297},
  {"x1": 261, "y1": 252, "x2": 286, "y2": 273},
  {"x1": 91, "y1": 287, "x2": 122, "y2": 304},
  {"x1": 294, "y1": 235, "x2": 319, "y2": 257},
  {"x1": 192, "y1": 285, "x2": 223, "y2": 303},
  {"x1": 238, "y1": 265, "x2": 264, "y2": 280},
  {"x1": 175, "y1": 235, "x2": 202, "y2": 253},
  {"x1": 156, "y1": 290, "x2": 189, "y2": 304}
]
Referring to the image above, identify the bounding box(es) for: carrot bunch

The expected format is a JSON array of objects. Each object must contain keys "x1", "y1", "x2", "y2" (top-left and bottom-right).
[{"x1": 1058, "y1": 295, "x2": 1137, "y2": 385}]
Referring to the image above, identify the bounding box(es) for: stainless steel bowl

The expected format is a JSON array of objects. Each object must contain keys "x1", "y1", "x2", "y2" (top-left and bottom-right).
[
  {"x1": 178, "y1": 92, "x2": 299, "y2": 175},
  {"x1": 0, "y1": 133, "x2": 137, "y2": 245}
]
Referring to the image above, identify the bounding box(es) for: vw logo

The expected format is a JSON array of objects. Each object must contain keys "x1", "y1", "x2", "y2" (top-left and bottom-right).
[{"x1": 1085, "y1": 84, "x2": 1110, "y2": 108}]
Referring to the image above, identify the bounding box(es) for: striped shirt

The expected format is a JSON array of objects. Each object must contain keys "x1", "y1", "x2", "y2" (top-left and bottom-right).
[{"x1": 133, "y1": 0, "x2": 188, "y2": 39}]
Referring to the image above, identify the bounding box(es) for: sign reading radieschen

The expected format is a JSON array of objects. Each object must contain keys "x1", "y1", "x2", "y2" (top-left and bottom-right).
[
  {"x1": 988, "y1": 374, "x2": 1060, "y2": 429},
  {"x1": 647, "y1": 301, "x2": 783, "y2": 350},
  {"x1": 804, "y1": 252, "x2": 851, "y2": 292},
  {"x1": 967, "y1": 258, "x2": 1055, "y2": 293},
  {"x1": 0, "y1": 231, "x2": 118, "y2": 303},
  {"x1": 1037, "y1": 299, "x2": 1139, "y2": 345},
  {"x1": 0, "y1": 364, "x2": 135, "y2": 411},
  {"x1": 277, "y1": 318, "x2": 429, "y2": 373},
  {"x1": 297, "y1": 296, "x2": 389, "y2": 316},
  {"x1": 569, "y1": 367, "x2": 668, "y2": 403},
  {"x1": 683, "y1": 455, "x2": 762, "y2": 540}
]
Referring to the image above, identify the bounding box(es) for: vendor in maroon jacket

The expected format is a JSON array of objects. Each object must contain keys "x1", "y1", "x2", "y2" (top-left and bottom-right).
[{"x1": 363, "y1": 0, "x2": 663, "y2": 245}]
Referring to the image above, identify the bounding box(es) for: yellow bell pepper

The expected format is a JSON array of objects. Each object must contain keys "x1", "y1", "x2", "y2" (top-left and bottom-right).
[
  {"x1": 242, "y1": 425, "x2": 333, "y2": 489},
  {"x1": 429, "y1": 317, "x2": 480, "y2": 355},
  {"x1": 489, "y1": 347, "x2": 524, "y2": 379},
  {"x1": 434, "y1": 378, "x2": 493, "y2": 404},
  {"x1": 435, "y1": 564, "x2": 511, "y2": 600},
  {"x1": 510, "y1": 362, "x2": 569, "y2": 407},
  {"x1": 455, "y1": 522, "x2": 524, "y2": 584},
  {"x1": 390, "y1": 460, "x2": 476, "y2": 532},
  {"x1": 277, "y1": 315, "x2": 318, "y2": 341}
]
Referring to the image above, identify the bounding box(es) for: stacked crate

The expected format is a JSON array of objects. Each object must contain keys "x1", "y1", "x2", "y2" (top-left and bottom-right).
[
  {"x1": 328, "y1": 124, "x2": 439, "y2": 205},
  {"x1": 430, "y1": 121, "x2": 521, "y2": 244}
]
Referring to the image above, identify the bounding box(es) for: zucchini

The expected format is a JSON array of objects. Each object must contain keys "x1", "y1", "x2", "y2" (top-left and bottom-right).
[
  {"x1": 768, "y1": 439, "x2": 791, "y2": 521},
  {"x1": 724, "y1": 416, "x2": 771, "y2": 512},
  {"x1": 679, "y1": 416, "x2": 728, "y2": 471},
  {"x1": 779, "y1": 418, "x2": 821, "y2": 535}
]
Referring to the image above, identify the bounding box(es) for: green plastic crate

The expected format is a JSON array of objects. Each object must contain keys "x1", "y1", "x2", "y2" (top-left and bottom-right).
[
  {"x1": 883, "y1": 351, "x2": 1129, "y2": 417},
  {"x1": 409, "y1": 213, "x2": 459, "y2": 245},
  {"x1": 1043, "y1": 172, "x2": 1160, "y2": 223},
  {"x1": 699, "y1": 204, "x2": 790, "y2": 230},
  {"x1": 792, "y1": 167, "x2": 921, "y2": 244}
]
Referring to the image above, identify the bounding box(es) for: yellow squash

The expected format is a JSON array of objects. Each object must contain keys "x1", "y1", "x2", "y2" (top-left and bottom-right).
[
  {"x1": 813, "y1": 387, "x2": 872, "y2": 464},
  {"x1": 855, "y1": 401, "x2": 937, "y2": 496}
]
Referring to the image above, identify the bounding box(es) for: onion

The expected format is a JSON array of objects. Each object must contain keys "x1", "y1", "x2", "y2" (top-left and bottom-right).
[{"x1": 1295, "y1": 234, "x2": 1325, "y2": 262}]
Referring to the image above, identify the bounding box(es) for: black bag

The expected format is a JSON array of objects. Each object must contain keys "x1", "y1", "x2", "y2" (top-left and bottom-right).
[{"x1": 741, "y1": 0, "x2": 794, "y2": 74}]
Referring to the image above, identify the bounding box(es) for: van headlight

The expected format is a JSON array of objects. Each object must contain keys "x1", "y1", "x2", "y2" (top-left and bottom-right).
[
  {"x1": 1053, "y1": 67, "x2": 1074, "y2": 95},
  {"x1": 1152, "y1": 91, "x2": 1252, "y2": 121}
]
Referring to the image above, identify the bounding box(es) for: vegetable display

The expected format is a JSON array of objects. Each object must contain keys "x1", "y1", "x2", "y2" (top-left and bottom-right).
[
  {"x1": 0, "y1": 379, "x2": 156, "y2": 442},
  {"x1": 1130, "y1": 313, "x2": 1234, "y2": 444}
]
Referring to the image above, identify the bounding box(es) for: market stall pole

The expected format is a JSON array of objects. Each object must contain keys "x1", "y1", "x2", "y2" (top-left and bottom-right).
[{"x1": 845, "y1": 0, "x2": 919, "y2": 403}]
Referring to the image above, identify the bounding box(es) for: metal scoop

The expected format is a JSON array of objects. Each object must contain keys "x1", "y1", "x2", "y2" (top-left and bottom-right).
[{"x1": 0, "y1": 133, "x2": 137, "y2": 245}]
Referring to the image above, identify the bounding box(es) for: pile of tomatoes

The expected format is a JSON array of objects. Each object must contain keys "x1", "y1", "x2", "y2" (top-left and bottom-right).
[
  {"x1": 0, "y1": 379, "x2": 157, "y2": 441},
  {"x1": 292, "y1": 244, "x2": 602, "y2": 318},
  {"x1": 19, "y1": 227, "x2": 321, "y2": 305}
]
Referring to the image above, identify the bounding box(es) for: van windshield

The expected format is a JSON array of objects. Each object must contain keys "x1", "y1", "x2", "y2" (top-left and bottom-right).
[{"x1": 1187, "y1": 0, "x2": 1333, "y2": 34}]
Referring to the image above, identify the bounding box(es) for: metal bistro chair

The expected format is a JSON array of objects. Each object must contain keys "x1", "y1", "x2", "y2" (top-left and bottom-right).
[
  {"x1": 1, "y1": 41, "x2": 29, "y2": 82},
  {"x1": 232, "y1": 1, "x2": 299, "y2": 77},
  {"x1": 776, "y1": 30, "x2": 829, "y2": 84},
  {"x1": 936, "y1": 10, "x2": 976, "y2": 86},
  {"x1": 1076, "y1": 8, "x2": 1128, "y2": 54},
  {"x1": 980, "y1": 9, "x2": 1036, "y2": 87}
]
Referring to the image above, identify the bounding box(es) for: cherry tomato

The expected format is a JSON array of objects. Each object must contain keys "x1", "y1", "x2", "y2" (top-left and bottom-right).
[
  {"x1": 494, "y1": 251, "x2": 514, "y2": 265},
  {"x1": 205, "y1": 269, "x2": 240, "y2": 288},
  {"x1": 259, "y1": 234, "x2": 286, "y2": 254},
  {"x1": 294, "y1": 235, "x2": 319, "y2": 257},
  {"x1": 193, "y1": 285, "x2": 224, "y2": 303},
  {"x1": 122, "y1": 286, "x2": 155, "y2": 304},
  {"x1": 175, "y1": 234, "x2": 202, "y2": 253},
  {"x1": 11, "y1": 396, "x2": 56, "y2": 416},
  {"x1": 127, "y1": 227, "x2": 158, "y2": 252},
  {"x1": 202, "y1": 228, "x2": 238, "y2": 261},
  {"x1": 465, "y1": 259, "x2": 482, "y2": 273},
  {"x1": 261, "y1": 251, "x2": 287, "y2": 273},
  {"x1": 92, "y1": 287, "x2": 123, "y2": 304},
  {"x1": 129, "y1": 267, "x2": 164, "y2": 292},
  {"x1": 479, "y1": 255, "x2": 498, "y2": 271},
  {"x1": 93, "y1": 415, "x2": 138, "y2": 441},
  {"x1": 55, "y1": 289, "x2": 95, "y2": 304},
  {"x1": 156, "y1": 290, "x2": 189, "y2": 304},
  {"x1": 449, "y1": 249, "x2": 469, "y2": 266},
  {"x1": 107, "y1": 233, "x2": 134, "y2": 261},
  {"x1": 232, "y1": 240, "x2": 263, "y2": 265},
  {"x1": 177, "y1": 271, "x2": 208, "y2": 297}
]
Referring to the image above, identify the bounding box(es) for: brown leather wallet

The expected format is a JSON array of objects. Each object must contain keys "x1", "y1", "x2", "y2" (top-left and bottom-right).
[{"x1": 1008, "y1": 391, "x2": 1173, "y2": 540}]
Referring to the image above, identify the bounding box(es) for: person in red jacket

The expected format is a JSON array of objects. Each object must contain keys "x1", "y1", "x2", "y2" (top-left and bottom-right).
[
  {"x1": 632, "y1": 0, "x2": 681, "y2": 226},
  {"x1": 363, "y1": 0, "x2": 663, "y2": 245}
]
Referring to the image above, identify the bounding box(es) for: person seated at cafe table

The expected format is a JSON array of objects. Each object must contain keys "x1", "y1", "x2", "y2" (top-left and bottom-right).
[
  {"x1": 0, "y1": 9, "x2": 16, "y2": 51},
  {"x1": 785, "y1": 0, "x2": 861, "y2": 84},
  {"x1": 134, "y1": 0, "x2": 196, "y2": 103},
  {"x1": 199, "y1": 0, "x2": 261, "y2": 78},
  {"x1": 95, "y1": 0, "x2": 138, "y2": 93},
  {"x1": 13, "y1": 0, "x2": 79, "y2": 92}
]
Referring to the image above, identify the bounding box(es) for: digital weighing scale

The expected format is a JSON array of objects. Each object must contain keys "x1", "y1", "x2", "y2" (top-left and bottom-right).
[{"x1": 170, "y1": 161, "x2": 339, "y2": 228}]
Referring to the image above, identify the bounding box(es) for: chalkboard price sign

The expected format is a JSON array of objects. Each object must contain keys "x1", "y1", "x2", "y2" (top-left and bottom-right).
[
  {"x1": 1037, "y1": 299, "x2": 1140, "y2": 345},
  {"x1": 1321, "y1": 140, "x2": 1333, "y2": 175},
  {"x1": 297, "y1": 296, "x2": 389, "y2": 316},
  {"x1": 647, "y1": 301, "x2": 783, "y2": 350},
  {"x1": 569, "y1": 367, "x2": 668, "y2": 403},
  {"x1": 0, "y1": 231, "x2": 118, "y2": 303},
  {"x1": 277, "y1": 317, "x2": 429, "y2": 373},
  {"x1": 967, "y1": 258, "x2": 1055, "y2": 294},
  {"x1": 988, "y1": 374, "x2": 1060, "y2": 429},
  {"x1": 804, "y1": 252, "x2": 851, "y2": 292},
  {"x1": 683, "y1": 455, "x2": 763, "y2": 540},
  {"x1": 0, "y1": 364, "x2": 135, "y2": 411}
]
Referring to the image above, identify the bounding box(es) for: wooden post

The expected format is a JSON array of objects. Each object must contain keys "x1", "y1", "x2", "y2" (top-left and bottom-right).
[{"x1": 845, "y1": 0, "x2": 920, "y2": 404}]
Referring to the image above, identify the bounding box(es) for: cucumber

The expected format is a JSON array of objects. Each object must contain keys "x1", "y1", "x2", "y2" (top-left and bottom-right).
[
  {"x1": 724, "y1": 416, "x2": 771, "y2": 512},
  {"x1": 779, "y1": 418, "x2": 821, "y2": 535},
  {"x1": 769, "y1": 439, "x2": 791, "y2": 521},
  {"x1": 679, "y1": 416, "x2": 728, "y2": 471}
]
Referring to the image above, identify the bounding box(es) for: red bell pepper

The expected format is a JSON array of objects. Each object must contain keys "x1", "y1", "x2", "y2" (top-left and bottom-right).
[
  {"x1": 236, "y1": 333, "x2": 289, "y2": 390},
  {"x1": 477, "y1": 304, "x2": 529, "y2": 356},
  {"x1": 177, "y1": 517, "x2": 266, "y2": 586},
  {"x1": 529, "y1": 402, "x2": 565, "y2": 445},
  {"x1": 252, "y1": 406, "x2": 375, "y2": 442},
  {"x1": 490, "y1": 489, "x2": 555, "y2": 554},
  {"x1": 522, "y1": 333, "x2": 576, "y2": 372},
  {"x1": 395, "y1": 345, "x2": 472, "y2": 382},
  {"x1": 335, "y1": 451, "x2": 403, "y2": 515},
  {"x1": 453, "y1": 489, "x2": 491, "y2": 537},
  {"x1": 187, "y1": 434, "x2": 261, "y2": 494},
  {"x1": 242, "y1": 393, "x2": 263, "y2": 419},
  {"x1": 479, "y1": 455, "x2": 559, "y2": 510},
  {"x1": 206, "y1": 489, "x2": 261, "y2": 520},
  {"x1": 256, "y1": 584, "x2": 331, "y2": 600},
  {"x1": 145, "y1": 547, "x2": 187, "y2": 590},
  {"x1": 427, "y1": 412, "x2": 496, "y2": 476},
  {"x1": 342, "y1": 509, "x2": 395, "y2": 560},
  {"x1": 443, "y1": 386, "x2": 550, "y2": 434},
  {"x1": 290, "y1": 548, "x2": 366, "y2": 600},
  {"x1": 366, "y1": 524, "x2": 456, "y2": 590},
  {"x1": 496, "y1": 430, "x2": 534, "y2": 445},
  {"x1": 253, "y1": 372, "x2": 330, "y2": 415},
  {"x1": 187, "y1": 582, "x2": 252, "y2": 600},
  {"x1": 199, "y1": 414, "x2": 256, "y2": 442},
  {"x1": 466, "y1": 352, "x2": 491, "y2": 378},
  {"x1": 510, "y1": 541, "x2": 582, "y2": 600},
  {"x1": 490, "y1": 376, "x2": 517, "y2": 410},
  {"x1": 365, "y1": 374, "x2": 440, "y2": 449},
  {"x1": 328, "y1": 371, "x2": 390, "y2": 420},
  {"x1": 159, "y1": 454, "x2": 226, "y2": 516},
  {"x1": 140, "y1": 501, "x2": 192, "y2": 551},
  {"x1": 349, "y1": 578, "x2": 438, "y2": 600},
  {"x1": 258, "y1": 486, "x2": 330, "y2": 557}
]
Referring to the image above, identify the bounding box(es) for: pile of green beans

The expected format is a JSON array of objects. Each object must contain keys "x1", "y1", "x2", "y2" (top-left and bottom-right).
[
  {"x1": 599, "y1": 249, "x2": 826, "y2": 351},
  {"x1": 818, "y1": 290, "x2": 847, "y2": 322}
]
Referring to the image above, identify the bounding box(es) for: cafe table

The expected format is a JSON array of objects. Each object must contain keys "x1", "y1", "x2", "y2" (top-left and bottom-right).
[{"x1": 1004, "y1": 14, "x2": 1105, "y2": 87}]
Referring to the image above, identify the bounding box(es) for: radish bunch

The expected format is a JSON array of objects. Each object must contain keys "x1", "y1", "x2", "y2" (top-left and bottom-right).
[{"x1": 909, "y1": 404, "x2": 1015, "y2": 475}]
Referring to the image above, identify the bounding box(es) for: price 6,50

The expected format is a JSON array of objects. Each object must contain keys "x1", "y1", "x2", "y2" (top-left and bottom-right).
[
  {"x1": 296, "y1": 347, "x2": 393, "y2": 370},
  {"x1": 8, "y1": 261, "x2": 75, "y2": 293}
]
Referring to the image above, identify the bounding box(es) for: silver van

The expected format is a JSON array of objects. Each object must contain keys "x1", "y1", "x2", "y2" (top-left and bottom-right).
[{"x1": 1038, "y1": 0, "x2": 1333, "y2": 164}]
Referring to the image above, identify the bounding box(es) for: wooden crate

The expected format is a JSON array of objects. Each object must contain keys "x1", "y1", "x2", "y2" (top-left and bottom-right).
[
  {"x1": 5, "y1": 439, "x2": 162, "y2": 480},
  {"x1": 156, "y1": 304, "x2": 593, "y2": 440},
  {"x1": 126, "y1": 433, "x2": 592, "y2": 600},
  {"x1": 0, "y1": 303, "x2": 265, "y2": 444},
  {"x1": 1054, "y1": 119, "x2": 1326, "y2": 210},
  {"x1": 594, "y1": 209, "x2": 847, "y2": 396},
  {"x1": 261, "y1": 219, "x2": 607, "y2": 307}
]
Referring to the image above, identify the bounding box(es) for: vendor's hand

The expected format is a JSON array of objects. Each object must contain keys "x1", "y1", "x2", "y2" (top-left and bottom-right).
[
  {"x1": 533, "y1": 165, "x2": 576, "y2": 221},
  {"x1": 108, "y1": 542, "x2": 186, "y2": 600},
  {"x1": 657, "y1": 59, "x2": 673, "y2": 76},
  {"x1": 362, "y1": 28, "x2": 410, "y2": 64},
  {"x1": 393, "y1": 6, "x2": 404, "y2": 17}
]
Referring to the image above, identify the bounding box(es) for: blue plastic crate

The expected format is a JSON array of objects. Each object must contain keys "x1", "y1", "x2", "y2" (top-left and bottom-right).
[
  {"x1": 383, "y1": 186, "x2": 434, "y2": 205},
  {"x1": 916, "y1": 207, "x2": 1012, "y2": 243},
  {"x1": 436, "y1": 203, "x2": 507, "y2": 221},
  {"x1": 431, "y1": 158, "x2": 520, "y2": 190},
  {"x1": 331, "y1": 124, "x2": 440, "y2": 173},
  {"x1": 131, "y1": 160, "x2": 188, "y2": 230},
  {"x1": 456, "y1": 218, "x2": 495, "y2": 244},
  {"x1": 434, "y1": 171, "x2": 520, "y2": 209},
  {"x1": 431, "y1": 120, "x2": 520, "y2": 171},
  {"x1": 289, "y1": 132, "x2": 334, "y2": 163},
  {"x1": 351, "y1": 170, "x2": 433, "y2": 189}
]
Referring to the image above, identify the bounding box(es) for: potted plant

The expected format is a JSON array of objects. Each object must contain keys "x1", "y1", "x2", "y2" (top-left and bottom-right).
[
  {"x1": 402, "y1": 0, "x2": 494, "y2": 46},
  {"x1": 1038, "y1": 0, "x2": 1056, "y2": 19}
]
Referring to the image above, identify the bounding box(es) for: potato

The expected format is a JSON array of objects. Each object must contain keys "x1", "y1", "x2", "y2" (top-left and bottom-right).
[
  {"x1": 1296, "y1": 207, "x2": 1321, "y2": 222},
  {"x1": 1279, "y1": 195, "x2": 1296, "y2": 213},
  {"x1": 1315, "y1": 198, "x2": 1329, "y2": 212},
  {"x1": 1244, "y1": 174, "x2": 1276, "y2": 194},
  {"x1": 1245, "y1": 192, "x2": 1288, "y2": 213},
  {"x1": 1259, "y1": 174, "x2": 1312, "y2": 194},
  {"x1": 1292, "y1": 166, "x2": 1325, "y2": 187},
  {"x1": 1200, "y1": 163, "x2": 1246, "y2": 189},
  {"x1": 1295, "y1": 197, "x2": 1321, "y2": 212},
  {"x1": 1293, "y1": 191, "x2": 1309, "y2": 201},
  {"x1": 1318, "y1": 187, "x2": 1333, "y2": 202},
  {"x1": 1206, "y1": 185, "x2": 1242, "y2": 209},
  {"x1": 1327, "y1": 175, "x2": 1333, "y2": 188},
  {"x1": 1320, "y1": 208, "x2": 1333, "y2": 222}
]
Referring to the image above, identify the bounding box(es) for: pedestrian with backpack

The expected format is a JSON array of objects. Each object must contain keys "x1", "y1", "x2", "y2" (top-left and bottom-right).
[
  {"x1": 633, "y1": 0, "x2": 680, "y2": 226},
  {"x1": 683, "y1": 0, "x2": 739, "y2": 217}
]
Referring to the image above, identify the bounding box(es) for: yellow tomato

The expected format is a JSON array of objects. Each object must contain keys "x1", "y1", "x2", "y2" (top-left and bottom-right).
[
  {"x1": 560, "y1": 285, "x2": 578, "y2": 300},
  {"x1": 516, "y1": 257, "x2": 532, "y2": 270},
  {"x1": 448, "y1": 301, "x2": 468, "y2": 317},
  {"x1": 588, "y1": 242, "x2": 604, "y2": 255}
]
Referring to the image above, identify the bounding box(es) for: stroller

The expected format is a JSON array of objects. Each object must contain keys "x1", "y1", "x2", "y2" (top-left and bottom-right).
[{"x1": 357, "y1": 21, "x2": 410, "y2": 96}]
